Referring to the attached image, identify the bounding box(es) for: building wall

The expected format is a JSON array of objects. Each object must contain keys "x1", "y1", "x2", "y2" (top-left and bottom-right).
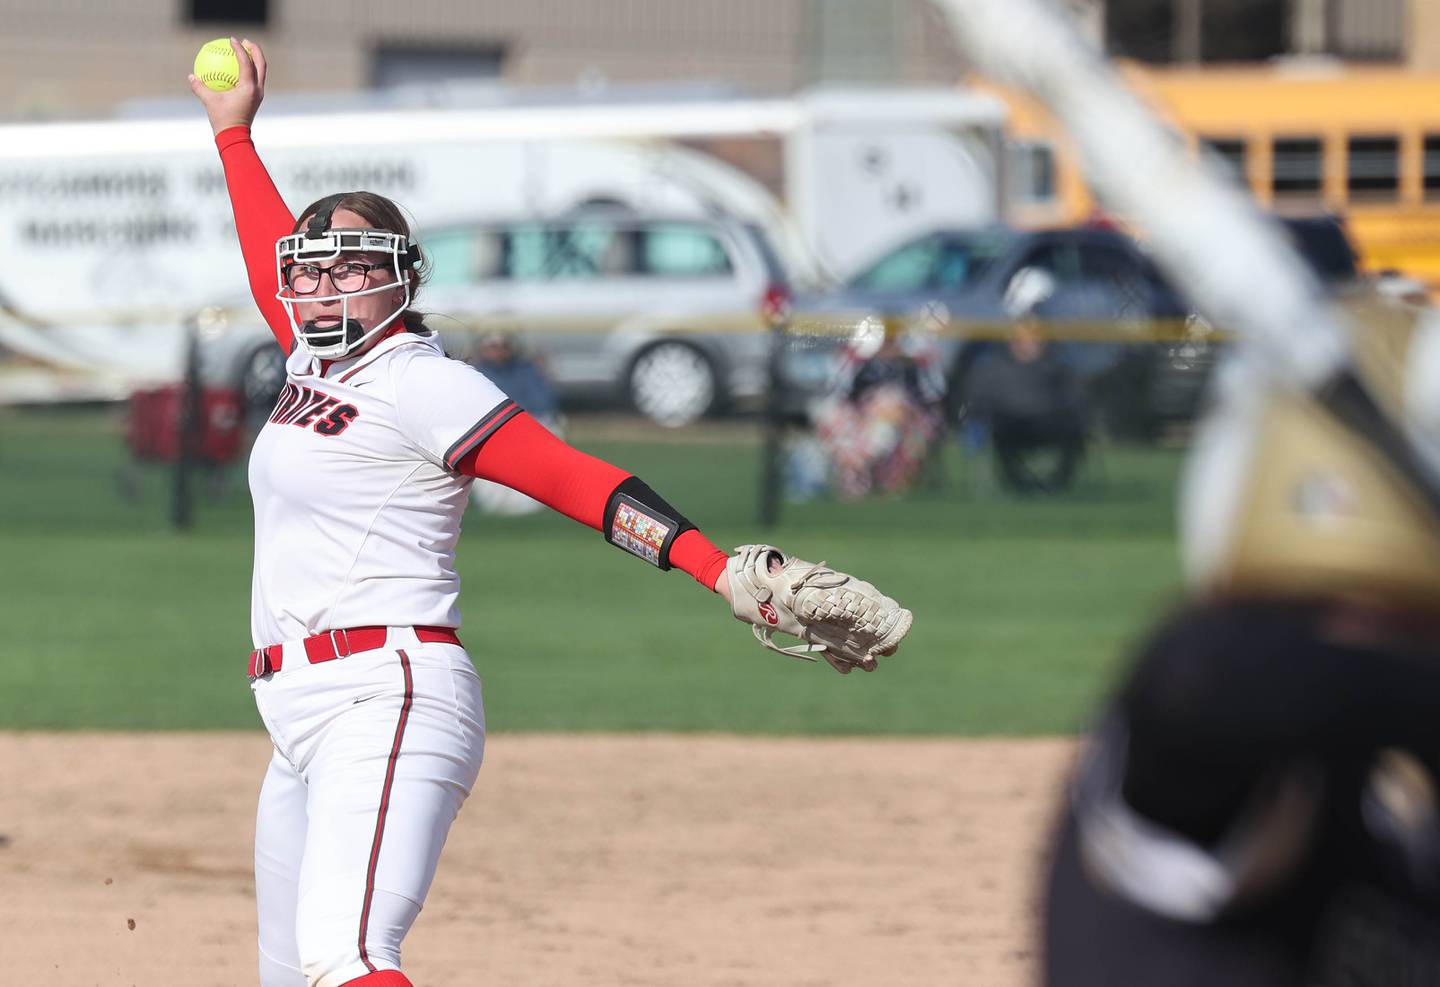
[
  {"x1": 0, "y1": 0, "x2": 962, "y2": 121},
  {"x1": 1105, "y1": 0, "x2": 1417, "y2": 66},
  {"x1": 4, "y1": 0, "x2": 1437, "y2": 123},
  {"x1": 1412, "y1": 0, "x2": 1440, "y2": 71}
]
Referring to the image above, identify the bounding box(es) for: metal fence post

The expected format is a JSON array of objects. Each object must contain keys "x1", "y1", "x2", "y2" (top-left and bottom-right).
[
  {"x1": 172, "y1": 314, "x2": 202, "y2": 531},
  {"x1": 758, "y1": 313, "x2": 788, "y2": 528}
]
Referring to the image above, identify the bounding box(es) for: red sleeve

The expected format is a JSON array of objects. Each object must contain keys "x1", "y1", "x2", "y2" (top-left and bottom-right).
[
  {"x1": 669, "y1": 530, "x2": 730, "y2": 592},
  {"x1": 215, "y1": 125, "x2": 296, "y2": 351},
  {"x1": 457, "y1": 412, "x2": 729, "y2": 590}
]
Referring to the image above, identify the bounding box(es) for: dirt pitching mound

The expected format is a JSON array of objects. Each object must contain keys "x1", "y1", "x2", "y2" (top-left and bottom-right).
[{"x1": 1, "y1": 732, "x2": 1076, "y2": 986}]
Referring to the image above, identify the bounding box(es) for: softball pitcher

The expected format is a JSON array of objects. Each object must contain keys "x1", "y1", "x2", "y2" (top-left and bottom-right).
[{"x1": 188, "y1": 39, "x2": 911, "y2": 987}]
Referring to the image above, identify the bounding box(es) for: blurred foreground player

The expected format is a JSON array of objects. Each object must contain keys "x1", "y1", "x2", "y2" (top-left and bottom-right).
[
  {"x1": 924, "y1": 1, "x2": 1440, "y2": 979},
  {"x1": 1046, "y1": 291, "x2": 1440, "y2": 986}
]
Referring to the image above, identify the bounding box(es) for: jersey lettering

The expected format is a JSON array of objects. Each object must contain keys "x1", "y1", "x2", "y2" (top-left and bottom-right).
[
  {"x1": 273, "y1": 385, "x2": 314, "y2": 425},
  {"x1": 283, "y1": 387, "x2": 322, "y2": 426},
  {"x1": 314, "y1": 404, "x2": 360, "y2": 436},
  {"x1": 270, "y1": 382, "x2": 303, "y2": 423},
  {"x1": 293, "y1": 394, "x2": 339, "y2": 427},
  {"x1": 268, "y1": 382, "x2": 362, "y2": 435}
]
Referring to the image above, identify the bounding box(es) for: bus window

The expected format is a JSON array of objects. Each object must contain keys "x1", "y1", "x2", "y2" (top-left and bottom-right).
[
  {"x1": 1272, "y1": 137, "x2": 1323, "y2": 200},
  {"x1": 1425, "y1": 135, "x2": 1440, "y2": 201},
  {"x1": 1201, "y1": 137, "x2": 1247, "y2": 186},
  {"x1": 1347, "y1": 135, "x2": 1400, "y2": 201}
]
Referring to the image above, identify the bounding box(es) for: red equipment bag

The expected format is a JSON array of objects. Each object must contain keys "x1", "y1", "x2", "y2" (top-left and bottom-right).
[{"x1": 127, "y1": 385, "x2": 244, "y2": 465}]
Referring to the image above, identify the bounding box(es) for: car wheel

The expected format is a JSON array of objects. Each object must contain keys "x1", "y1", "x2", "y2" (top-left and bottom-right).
[
  {"x1": 241, "y1": 344, "x2": 287, "y2": 424},
  {"x1": 627, "y1": 341, "x2": 718, "y2": 427}
]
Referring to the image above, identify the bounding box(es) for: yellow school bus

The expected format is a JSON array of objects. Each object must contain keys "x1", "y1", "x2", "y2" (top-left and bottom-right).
[{"x1": 982, "y1": 64, "x2": 1440, "y2": 292}]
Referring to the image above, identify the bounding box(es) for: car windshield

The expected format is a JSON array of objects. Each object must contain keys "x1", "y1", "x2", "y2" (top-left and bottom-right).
[{"x1": 848, "y1": 232, "x2": 1011, "y2": 293}]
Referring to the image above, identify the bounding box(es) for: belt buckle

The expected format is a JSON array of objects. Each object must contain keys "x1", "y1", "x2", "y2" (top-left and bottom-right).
[{"x1": 329, "y1": 628, "x2": 351, "y2": 660}]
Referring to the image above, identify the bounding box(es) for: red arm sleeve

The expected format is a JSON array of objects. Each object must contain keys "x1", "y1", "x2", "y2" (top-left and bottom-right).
[
  {"x1": 456, "y1": 412, "x2": 729, "y2": 590},
  {"x1": 668, "y1": 529, "x2": 731, "y2": 592},
  {"x1": 215, "y1": 125, "x2": 296, "y2": 352}
]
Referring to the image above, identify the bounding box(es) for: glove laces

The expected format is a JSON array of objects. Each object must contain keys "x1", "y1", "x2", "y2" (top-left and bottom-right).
[{"x1": 789, "y1": 561, "x2": 846, "y2": 593}]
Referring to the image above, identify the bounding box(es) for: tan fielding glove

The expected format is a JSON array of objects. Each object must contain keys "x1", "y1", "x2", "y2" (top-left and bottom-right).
[{"x1": 725, "y1": 544, "x2": 913, "y2": 674}]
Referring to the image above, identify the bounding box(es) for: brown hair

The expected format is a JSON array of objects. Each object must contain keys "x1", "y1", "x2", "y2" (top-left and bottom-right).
[{"x1": 293, "y1": 191, "x2": 431, "y2": 334}]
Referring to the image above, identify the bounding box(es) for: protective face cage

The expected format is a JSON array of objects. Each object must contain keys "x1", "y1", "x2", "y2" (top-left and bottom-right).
[{"x1": 274, "y1": 193, "x2": 421, "y2": 359}]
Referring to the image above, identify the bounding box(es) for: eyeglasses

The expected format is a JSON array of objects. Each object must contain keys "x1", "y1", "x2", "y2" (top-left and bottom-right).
[{"x1": 282, "y1": 261, "x2": 392, "y2": 295}]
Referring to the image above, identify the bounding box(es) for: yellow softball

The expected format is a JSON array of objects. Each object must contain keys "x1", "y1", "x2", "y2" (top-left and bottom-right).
[{"x1": 194, "y1": 38, "x2": 240, "y2": 92}]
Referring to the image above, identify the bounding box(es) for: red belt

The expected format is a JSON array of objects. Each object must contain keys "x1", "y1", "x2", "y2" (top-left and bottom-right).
[{"x1": 248, "y1": 625, "x2": 461, "y2": 678}]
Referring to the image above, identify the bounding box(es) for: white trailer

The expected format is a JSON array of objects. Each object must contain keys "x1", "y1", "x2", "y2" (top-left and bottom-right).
[{"x1": 0, "y1": 85, "x2": 1006, "y2": 401}]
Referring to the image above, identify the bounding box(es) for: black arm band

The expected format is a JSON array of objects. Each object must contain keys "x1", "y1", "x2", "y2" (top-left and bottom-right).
[{"x1": 602, "y1": 476, "x2": 696, "y2": 570}]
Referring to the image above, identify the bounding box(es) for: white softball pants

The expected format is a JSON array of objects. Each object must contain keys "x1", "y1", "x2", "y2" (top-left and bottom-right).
[{"x1": 249, "y1": 629, "x2": 486, "y2": 987}]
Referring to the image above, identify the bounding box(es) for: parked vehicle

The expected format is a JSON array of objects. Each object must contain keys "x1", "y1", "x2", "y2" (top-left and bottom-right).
[
  {"x1": 986, "y1": 65, "x2": 1440, "y2": 297},
  {"x1": 1148, "y1": 213, "x2": 1364, "y2": 429},
  {"x1": 229, "y1": 211, "x2": 792, "y2": 426},
  {"x1": 786, "y1": 224, "x2": 1194, "y2": 438}
]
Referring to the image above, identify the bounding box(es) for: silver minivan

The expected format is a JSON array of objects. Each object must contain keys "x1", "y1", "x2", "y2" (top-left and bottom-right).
[
  {"x1": 218, "y1": 212, "x2": 791, "y2": 427},
  {"x1": 421, "y1": 212, "x2": 790, "y2": 425}
]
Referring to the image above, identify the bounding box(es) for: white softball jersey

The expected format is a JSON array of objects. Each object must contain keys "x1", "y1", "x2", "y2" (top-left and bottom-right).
[{"x1": 248, "y1": 330, "x2": 515, "y2": 648}]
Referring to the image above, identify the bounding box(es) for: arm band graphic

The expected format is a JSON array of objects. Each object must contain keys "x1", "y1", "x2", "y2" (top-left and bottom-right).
[{"x1": 602, "y1": 476, "x2": 696, "y2": 571}]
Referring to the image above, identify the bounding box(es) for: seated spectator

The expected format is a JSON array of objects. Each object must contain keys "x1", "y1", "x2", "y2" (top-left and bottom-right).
[
  {"x1": 967, "y1": 270, "x2": 1088, "y2": 494},
  {"x1": 811, "y1": 318, "x2": 945, "y2": 500},
  {"x1": 472, "y1": 331, "x2": 560, "y2": 421},
  {"x1": 470, "y1": 332, "x2": 563, "y2": 515}
]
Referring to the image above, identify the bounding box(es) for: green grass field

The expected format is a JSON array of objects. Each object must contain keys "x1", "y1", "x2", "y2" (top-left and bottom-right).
[{"x1": 0, "y1": 405, "x2": 1186, "y2": 734}]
